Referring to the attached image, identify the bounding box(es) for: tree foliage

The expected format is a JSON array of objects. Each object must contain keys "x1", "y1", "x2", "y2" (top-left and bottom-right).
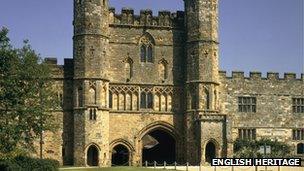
[
  {"x1": 0, "y1": 27, "x2": 59, "y2": 157},
  {"x1": 233, "y1": 138, "x2": 292, "y2": 158}
]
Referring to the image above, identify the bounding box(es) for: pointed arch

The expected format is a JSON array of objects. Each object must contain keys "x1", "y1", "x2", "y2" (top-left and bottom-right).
[
  {"x1": 139, "y1": 32, "x2": 155, "y2": 63},
  {"x1": 110, "y1": 139, "x2": 135, "y2": 166},
  {"x1": 85, "y1": 143, "x2": 101, "y2": 166},
  {"x1": 139, "y1": 32, "x2": 155, "y2": 45}
]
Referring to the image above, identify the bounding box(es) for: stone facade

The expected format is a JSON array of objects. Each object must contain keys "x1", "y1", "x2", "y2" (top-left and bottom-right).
[{"x1": 36, "y1": 0, "x2": 304, "y2": 167}]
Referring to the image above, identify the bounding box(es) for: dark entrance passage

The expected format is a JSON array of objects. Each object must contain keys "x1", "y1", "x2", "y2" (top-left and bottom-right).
[
  {"x1": 87, "y1": 145, "x2": 99, "y2": 166},
  {"x1": 112, "y1": 144, "x2": 130, "y2": 166},
  {"x1": 297, "y1": 143, "x2": 304, "y2": 154},
  {"x1": 142, "y1": 129, "x2": 176, "y2": 164},
  {"x1": 205, "y1": 142, "x2": 216, "y2": 163}
]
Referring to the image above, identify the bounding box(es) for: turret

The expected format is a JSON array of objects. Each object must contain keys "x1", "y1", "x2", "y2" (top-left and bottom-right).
[
  {"x1": 73, "y1": 0, "x2": 110, "y2": 167},
  {"x1": 73, "y1": 0, "x2": 109, "y2": 79},
  {"x1": 184, "y1": 0, "x2": 226, "y2": 164}
]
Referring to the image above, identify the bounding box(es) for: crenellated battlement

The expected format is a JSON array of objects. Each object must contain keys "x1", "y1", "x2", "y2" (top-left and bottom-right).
[
  {"x1": 219, "y1": 71, "x2": 304, "y2": 81},
  {"x1": 44, "y1": 58, "x2": 74, "y2": 79},
  {"x1": 109, "y1": 7, "x2": 184, "y2": 28}
]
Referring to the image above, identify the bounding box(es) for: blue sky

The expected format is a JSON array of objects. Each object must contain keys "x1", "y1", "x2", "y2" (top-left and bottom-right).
[{"x1": 0, "y1": 0, "x2": 303, "y2": 76}]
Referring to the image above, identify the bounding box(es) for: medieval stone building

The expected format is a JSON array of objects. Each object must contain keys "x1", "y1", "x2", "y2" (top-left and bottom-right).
[{"x1": 39, "y1": 0, "x2": 304, "y2": 167}]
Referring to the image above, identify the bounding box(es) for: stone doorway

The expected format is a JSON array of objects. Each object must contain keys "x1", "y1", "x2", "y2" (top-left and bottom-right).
[
  {"x1": 111, "y1": 144, "x2": 130, "y2": 166},
  {"x1": 205, "y1": 141, "x2": 216, "y2": 163},
  {"x1": 297, "y1": 143, "x2": 304, "y2": 154},
  {"x1": 87, "y1": 145, "x2": 99, "y2": 166},
  {"x1": 142, "y1": 129, "x2": 176, "y2": 164}
]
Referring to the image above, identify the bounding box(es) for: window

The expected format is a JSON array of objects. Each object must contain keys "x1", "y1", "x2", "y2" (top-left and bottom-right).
[
  {"x1": 139, "y1": 33, "x2": 155, "y2": 63},
  {"x1": 147, "y1": 45, "x2": 153, "y2": 62},
  {"x1": 140, "y1": 45, "x2": 146, "y2": 62},
  {"x1": 62, "y1": 147, "x2": 65, "y2": 157},
  {"x1": 140, "y1": 44, "x2": 153, "y2": 63},
  {"x1": 77, "y1": 87, "x2": 83, "y2": 107},
  {"x1": 204, "y1": 88, "x2": 210, "y2": 110},
  {"x1": 238, "y1": 128, "x2": 256, "y2": 140},
  {"x1": 109, "y1": 91, "x2": 113, "y2": 109},
  {"x1": 89, "y1": 108, "x2": 97, "y2": 120},
  {"x1": 238, "y1": 97, "x2": 256, "y2": 113},
  {"x1": 58, "y1": 92, "x2": 63, "y2": 107},
  {"x1": 292, "y1": 129, "x2": 304, "y2": 140},
  {"x1": 292, "y1": 98, "x2": 304, "y2": 113},
  {"x1": 140, "y1": 92, "x2": 153, "y2": 109}
]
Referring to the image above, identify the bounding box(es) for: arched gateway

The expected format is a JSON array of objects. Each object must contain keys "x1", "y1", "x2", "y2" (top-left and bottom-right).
[
  {"x1": 110, "y1": 139, "x2": 134, "y2": 166},
  {"x1": 112, "y1": 144, "x2": 130, "y2": 166},
  {"x1": 138, "y1": 122, "x2": 179, "y2": 165},
  {"x1": 87, "y1": 145, "x2": 99, "y2": 166},
  {"x1": 205, "y1": 141, "x2": 217, "y2": 163}
]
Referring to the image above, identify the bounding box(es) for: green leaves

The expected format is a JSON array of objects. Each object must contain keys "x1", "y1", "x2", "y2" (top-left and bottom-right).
[
  {"x1": 233, "y1": 138, "x2": 292, "y2": 158},
  {"x1": 0, "y1": 27, "x2": 59, "y2": 156}
]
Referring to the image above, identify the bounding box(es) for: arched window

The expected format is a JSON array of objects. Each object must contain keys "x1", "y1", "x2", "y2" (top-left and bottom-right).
[{"x1": 139, "y1": 33, "x2": 155, "y2": 63}]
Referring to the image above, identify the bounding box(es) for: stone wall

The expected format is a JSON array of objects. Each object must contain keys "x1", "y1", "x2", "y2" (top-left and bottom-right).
[
  {"x1": 108, "y1": 25, "x2": 185, "y2": 85},
  {"x1": 219, "y1": 71, "x2": 304, "y2": 154}
]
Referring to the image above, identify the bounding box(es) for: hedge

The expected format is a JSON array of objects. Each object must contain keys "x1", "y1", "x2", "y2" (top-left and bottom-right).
[{"x1": 0, "y1": 156, "x2": 59, "y2": 171}]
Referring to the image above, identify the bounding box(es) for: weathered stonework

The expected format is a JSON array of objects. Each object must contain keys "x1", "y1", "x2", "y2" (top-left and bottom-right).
[{"x1": 33, "y1": 0, "x2": 304, "y2": 167}]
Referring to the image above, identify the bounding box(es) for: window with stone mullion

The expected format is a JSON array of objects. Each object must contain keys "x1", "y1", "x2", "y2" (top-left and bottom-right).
[
  {"x1": 292, "y1": 98, "x2": 304, "y2": 113},
  {"x1": 238, "y1": 97, "x2": 256, "y2": 113}
]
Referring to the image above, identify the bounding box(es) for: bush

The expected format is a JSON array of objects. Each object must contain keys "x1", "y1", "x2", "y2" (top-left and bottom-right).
[
  {"x1": 0, "y1": 156, "x2": 59, "y2": 171},
  {"x1": 234, "y1": 138, "x2": 292, "y2": 158},
  {"x1": 0, "y1": 159, "x2": 21, "y2": 171}
]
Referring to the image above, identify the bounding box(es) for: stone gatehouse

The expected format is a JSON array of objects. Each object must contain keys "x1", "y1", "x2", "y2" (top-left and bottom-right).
[{"x1": 36, "y1": 0, "x2": 304, "y2": 167}]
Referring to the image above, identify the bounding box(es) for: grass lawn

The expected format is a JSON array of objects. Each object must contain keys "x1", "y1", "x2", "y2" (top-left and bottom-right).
[{"x1": 59, "y1": 167, "x2": 171, "y2": 171}]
